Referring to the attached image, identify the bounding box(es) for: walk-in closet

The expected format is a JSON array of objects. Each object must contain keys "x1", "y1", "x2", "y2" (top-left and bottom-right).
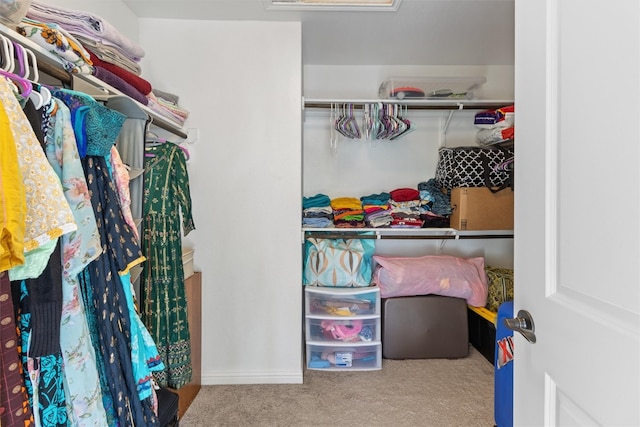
[{"x1": 2, "y1": 1, "x2": 638, "y2": 426}]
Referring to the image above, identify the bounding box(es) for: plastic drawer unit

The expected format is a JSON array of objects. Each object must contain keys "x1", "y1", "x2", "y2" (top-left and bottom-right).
[{"x1": 305, "y1": 286, "x2": 382, "y2": 371}]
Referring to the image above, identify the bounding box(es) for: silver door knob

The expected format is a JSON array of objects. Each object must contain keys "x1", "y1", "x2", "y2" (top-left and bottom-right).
[{"x1": 504, "y1": 309, "x2": 537, "y2": 343}]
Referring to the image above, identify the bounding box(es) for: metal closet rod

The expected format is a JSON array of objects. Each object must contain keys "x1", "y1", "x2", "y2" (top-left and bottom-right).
[
  {"x1": 305, "y1": 102, "x2": 464, "y2": 111},
  {"x1": 303, "y1": 99, "x2": 513, "y2": 111},
  {"x1": 304, "y1": 233, "x2": 457, "y2": 240},
  {"x1": 303, "y1": 231, "x2": 514, "y2": 240}
]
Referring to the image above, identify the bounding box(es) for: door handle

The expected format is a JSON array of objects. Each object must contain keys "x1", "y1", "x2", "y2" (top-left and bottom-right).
[{"x1": 504, "y1": 309, "x2": 537, "y2": 343}]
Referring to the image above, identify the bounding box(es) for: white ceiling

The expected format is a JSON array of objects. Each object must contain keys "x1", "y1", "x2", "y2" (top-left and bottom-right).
[{"x1": 122, "y1": 0, "x2": 514, "y2": 66}]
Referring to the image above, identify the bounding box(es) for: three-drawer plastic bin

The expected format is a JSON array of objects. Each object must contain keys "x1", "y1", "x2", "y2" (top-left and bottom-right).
[{"x1": 305, "y1": 286, "x2": 382, "y2": 371}]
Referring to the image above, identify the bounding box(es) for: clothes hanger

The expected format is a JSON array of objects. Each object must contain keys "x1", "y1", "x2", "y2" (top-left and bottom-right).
[
  {"x1": 0, "y1": 68, "x2": 32, "y2": 98},
  {"x1": 390, "y1": 104, "x2": 415, "y2": 140},
  {"x1": 14, "y1": 42, "x2": 46, "y2": 109},
  {"x1": 177, "y1": 144, "x2": 190, "y2": 161},
  {"x1": 329, "y1": 103, "x2": 338, "y2": 153},
  {"x1": 345, "y1": 103, "x2": 361, "y2": 139},
  {"x1": 0, "y1": 35, "x2": 14, "y2": 73},
  {"x1": 145, "y1": 130, "x2": 168, "y2": 146},
  {"x1": 33, "y1": 83, "x2": 52, "y2": 106}
]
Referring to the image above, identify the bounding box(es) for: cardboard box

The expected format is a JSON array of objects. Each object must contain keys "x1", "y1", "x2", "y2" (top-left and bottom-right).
[{"x1": 449, "y1": 187, "x2": 514, "y2": 230}]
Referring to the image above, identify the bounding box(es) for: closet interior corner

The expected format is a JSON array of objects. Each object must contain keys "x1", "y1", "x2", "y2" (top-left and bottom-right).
[{"x1": 301, "y1": 79, "x2": 516, "y2": 371}]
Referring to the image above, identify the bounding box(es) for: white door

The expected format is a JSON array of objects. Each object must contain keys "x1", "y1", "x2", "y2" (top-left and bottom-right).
[{"x1": 514, "y1": 0, "x2": 639, "y2": 425}]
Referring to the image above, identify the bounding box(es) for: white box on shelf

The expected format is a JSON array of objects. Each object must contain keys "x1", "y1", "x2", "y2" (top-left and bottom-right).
[{"x1": 378, "y1": 76, "x2": 486, "y2": 100}]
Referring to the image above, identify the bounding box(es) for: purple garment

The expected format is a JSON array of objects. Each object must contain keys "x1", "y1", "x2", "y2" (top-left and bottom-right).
[{"x1": 93, "y1": 66, "x2": 149, "y2": 106}]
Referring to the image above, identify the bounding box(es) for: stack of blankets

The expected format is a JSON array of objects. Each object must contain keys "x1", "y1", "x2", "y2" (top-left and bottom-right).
[{"x1": 18, "y1": 1, "x2": 189, "y2": 125}]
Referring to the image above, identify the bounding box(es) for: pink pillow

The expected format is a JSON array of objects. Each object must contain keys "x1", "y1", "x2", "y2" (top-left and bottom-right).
[{"x1": 372, "y1": 255, "x2": 488, "y2": 307}]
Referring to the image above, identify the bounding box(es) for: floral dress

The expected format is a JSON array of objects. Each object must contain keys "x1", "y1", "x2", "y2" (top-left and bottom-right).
[{"x1": 44, "y1": 98, "x2": 109, "y2": 426}]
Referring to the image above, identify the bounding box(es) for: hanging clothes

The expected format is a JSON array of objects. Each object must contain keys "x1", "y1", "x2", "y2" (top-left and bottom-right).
[
  {"x1": 43, "y1": 97, "x2": 110, "y2": 426},
  {"x1": 0, "y1": 272, "x2": 33, "y2": 427},
  {"x1": 80, "y1": 155, "x2": 158, "y2": 426},
  {"x1": 0, "y1": 78, "x2": 77, "y2": 282},
  {"x1": 141, "y1": 142, "x2": 195, "y2": 389},
  {"x1": 0, "y1": 100, "x2": 27, "y2": 272},
  {"x1": 107, "y1": 95, "x2": 150, "y2": 239},
  {"x1": 12, "y1": 243, "x2": 67, "y2": 427}
]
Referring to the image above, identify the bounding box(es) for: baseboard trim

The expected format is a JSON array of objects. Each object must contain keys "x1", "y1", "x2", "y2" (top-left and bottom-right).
[{"x1": 202, "y1": 370, "x2": 303, "y2": 385}]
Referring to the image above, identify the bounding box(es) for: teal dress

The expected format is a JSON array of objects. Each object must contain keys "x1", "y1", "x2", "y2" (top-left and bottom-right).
[{"x1": 141, "y1": 143, "x2": 195, "y2": 389}]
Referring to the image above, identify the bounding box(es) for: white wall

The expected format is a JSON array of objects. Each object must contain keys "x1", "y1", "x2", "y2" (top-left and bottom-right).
[
  {"x1": 43, "y1": 0, "x2": 305, "y2": 384},
  {"x1": 139, "y1": 18, "x2": 303, "y2": 384}
]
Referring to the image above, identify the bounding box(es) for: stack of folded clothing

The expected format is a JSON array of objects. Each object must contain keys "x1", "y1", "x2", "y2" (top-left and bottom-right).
[
  {"x1": 302, "y1": 194, "x2": 333, "y2": 228},
  {"x1": 27, "y1": 1, "x2": 145, "y2": 68},
  {"x1": 147, "y1": 92, "x2": 190, "y2": 125},
  {"x1": 388, "y1": 188, "x2": 426, "y2": 228},
  {"x1": 418, "y1": 179, "x2": 452, "y2": 227},
  {"x1": 360, "y1": 192, "x2": 392, "y2": 228},
  {"x1": 24, "y1": 2, "x2": 190, "y2": 124},
  {"x1": 87, "y1": 50, "x2": 151, "y2": 105},
  {"x1": 330, "y1": 197, "x2": 365, "y2": 228}
]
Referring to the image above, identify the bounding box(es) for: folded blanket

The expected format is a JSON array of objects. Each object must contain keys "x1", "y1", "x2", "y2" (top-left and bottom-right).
[
  {"x1": 27, "y1": 1, "x2": 144, "y2": 61},
  {"x1": 93, "y1": 66, "x2": 148, "y2": 106},
  {"x1": 145, "y1": 97, "x2": 187, "y2": 126},
  {"x1": 146, "y1": 95, "x2": 189, "y2": 125},
  {"x1": 17, "y1": 18, "x2": 94, "y2": 74},
  {"x1": 81, "y1": 38, "x2": 142, "y2": 75},
  {"x1": 89, "y1": 50, "x2": 151, "y2": 95}
]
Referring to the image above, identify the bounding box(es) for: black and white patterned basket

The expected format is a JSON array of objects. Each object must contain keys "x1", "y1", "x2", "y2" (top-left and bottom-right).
[{"x1": 435, "y1": 146, "x2": 514, "y2": 190}]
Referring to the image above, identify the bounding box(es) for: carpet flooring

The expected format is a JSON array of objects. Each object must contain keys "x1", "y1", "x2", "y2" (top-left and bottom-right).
[{"x1": 179, "y1": 346, "x2": 495, "y2": 427}]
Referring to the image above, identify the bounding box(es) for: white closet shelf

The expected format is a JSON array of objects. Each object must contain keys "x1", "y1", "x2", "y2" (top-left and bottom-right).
[
  {"x1": 0, "y1": 22, "x2": 188, "y2": 139},
  {"x1": 303, "y1": 97, "x2": 513, "y2": 111},
  {"x1": 302, "y1": 227, "x2": 513, "y2": 240},
  {"x1": 72, "y1": 74, "x2": 188, "y2": 139}
]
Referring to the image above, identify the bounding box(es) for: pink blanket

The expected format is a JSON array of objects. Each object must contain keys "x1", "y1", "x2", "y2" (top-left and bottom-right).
[{"x1": 372, "y1": 254, "x2": 488, "y2": 307}]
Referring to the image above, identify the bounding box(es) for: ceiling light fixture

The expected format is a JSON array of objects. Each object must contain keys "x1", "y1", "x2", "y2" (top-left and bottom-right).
[{"x1": 265, "y1": 0, "x2": 402, "y2": 12}]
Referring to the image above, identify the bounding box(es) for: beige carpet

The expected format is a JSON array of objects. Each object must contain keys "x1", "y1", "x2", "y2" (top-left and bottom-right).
[{"x1": 180, "y1": 346, "x2": 495, "y2": 427}]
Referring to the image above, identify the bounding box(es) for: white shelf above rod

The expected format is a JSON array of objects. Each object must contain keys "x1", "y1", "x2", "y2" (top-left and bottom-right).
[{"x1": 303, "y1": 98, "x2": 513, "y2": 111}]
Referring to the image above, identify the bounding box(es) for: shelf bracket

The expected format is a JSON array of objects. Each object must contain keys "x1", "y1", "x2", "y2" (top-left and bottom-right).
[{"x1": 439, "y1": 103, "x2": 464, "y2": 146}]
